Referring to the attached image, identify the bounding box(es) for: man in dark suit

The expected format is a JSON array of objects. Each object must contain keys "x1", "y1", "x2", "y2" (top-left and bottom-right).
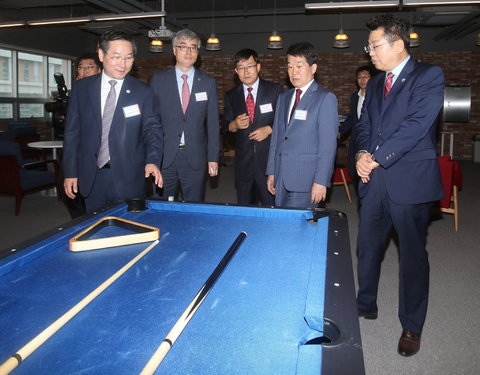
[
  {"x1": 63, "y1": 30, "x2": 163, "y2": 213},
  {"x1": 266, "y1": 42, "x2": 338, "y2": 209},
  {"x1": 150, "y1": 29, "x2": 219, "y2": 202},
  {"x1": 223, "y1": 49, "x2": 283, "y2": 206},
  {"x1": 355, "y1": 14, "x2": 444, "y2": 357},
  {"x1": 338, "y1": 65, "x2": 375, "y2": 184}
]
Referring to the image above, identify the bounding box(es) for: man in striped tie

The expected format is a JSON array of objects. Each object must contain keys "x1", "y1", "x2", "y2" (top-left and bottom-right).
[{"x1": 63, "y1": 30, "x2": 163, "y2": 213}]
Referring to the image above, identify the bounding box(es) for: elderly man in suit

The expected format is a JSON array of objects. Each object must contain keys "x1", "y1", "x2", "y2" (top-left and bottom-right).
[
  {"x1": 63, "y1": 30, "x2": 163, "y2": 213},
  {"x1": 266, "y1": 42, "x2": 338, "y2": 208},
  {"x1": 150, "y1": 29, "x2": 219, "y2": 202},
  {"x1": 223, "y1": 49, "x2": 283, "y2": 206},
  {"x1": 355, "y1": 14, "x2": 444, "y2": 357}
]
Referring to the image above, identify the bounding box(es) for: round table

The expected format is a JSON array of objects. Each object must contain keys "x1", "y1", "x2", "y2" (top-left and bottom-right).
[{"x1": 27, "y1": 141, "x2": 63, "y2": 160}]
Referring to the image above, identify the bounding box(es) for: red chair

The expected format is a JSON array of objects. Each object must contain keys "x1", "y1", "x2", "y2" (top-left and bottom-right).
[
  {"x1": 332, "y1": 166, "x2": 352, "y2": 203},
  {"x1": 437, "y1": 156, "x2": 462, "y2": 231}
]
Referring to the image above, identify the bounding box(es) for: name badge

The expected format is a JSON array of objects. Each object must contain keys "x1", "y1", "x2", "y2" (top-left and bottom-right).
[
  {"x1": 195, "y1": 92, "x2": 208, "y2": 101},
  {"x1": 123, "y1": 104, "x2": 141, "y2": 118},
  {"x1": 294, "y1": 109, "x2": 307, "y2": 121},
  {"x1": 260, "y1": 103, "x2": 273, "y2": 114}
]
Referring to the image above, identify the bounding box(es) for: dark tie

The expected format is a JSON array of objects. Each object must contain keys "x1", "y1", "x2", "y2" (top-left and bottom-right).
[
  {"x1": 289, "y1": 89, "x2": 302, "y2": 122},
  {"x1": 181, "y1": 74, "x2": 190, "y2": 114},
  {"x1": 384, "y1": 72, "x2": 394, "y2": 98},
  {"x1": 246, "y1": 87, "x2": 255, "y2": 124},
  {"x1": 97, "y1": 79, "x2": 117, "y2": 168}
]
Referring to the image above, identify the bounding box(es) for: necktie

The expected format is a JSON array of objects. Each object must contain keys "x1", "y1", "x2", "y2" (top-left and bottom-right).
[
  {"x1": 97, "y1": 80, "x2": 117, "y2": 168},
  {"x1": 384, "y1": 72, "x2": 394, "y2": 98},
  {"x1": 246, "y1": 87, "x2": 255, "y2": 124},
  {"x1": 181, "y1": 74, "x2": 190, "y2": 114},
  {"x1": 289, "y1": 89, "x2": 302, "y2": 122}
]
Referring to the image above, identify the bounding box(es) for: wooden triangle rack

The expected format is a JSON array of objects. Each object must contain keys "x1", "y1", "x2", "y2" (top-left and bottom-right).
[{"x1": 69, "y1": 216, "x2": 159, "y2": 252}]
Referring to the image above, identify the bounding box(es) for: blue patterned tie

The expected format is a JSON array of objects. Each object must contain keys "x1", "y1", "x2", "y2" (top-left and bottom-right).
[{"x1": 97, "y1": 80, "x2": 117, "y2": 168}]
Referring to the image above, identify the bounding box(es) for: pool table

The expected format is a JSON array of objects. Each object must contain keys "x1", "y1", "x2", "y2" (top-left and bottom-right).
[{"x1": 0, "y1": 201, "x2": 364, "y2": 375}]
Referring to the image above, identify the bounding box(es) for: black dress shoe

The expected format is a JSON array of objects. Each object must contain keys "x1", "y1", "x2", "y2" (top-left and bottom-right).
[
  {"x1": 398, "y1": 329, "x2": 421, "y2": 357},
  {"x1": 358, "y1": 309, "x2": 378, "y2": 320}
]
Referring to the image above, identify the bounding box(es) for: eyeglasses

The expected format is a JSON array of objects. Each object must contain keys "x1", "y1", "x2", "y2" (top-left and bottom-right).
[
  {"x1": 235, "y1": 64, "x2": 257, "y2": 73},
  {"x1": 357, "y1": 75, "x2": 371, "y2": 79},
  {"x1": 104, "y1": 52, "x2": 135, "y2": 64},
  {"x1": 175, "y1": 45, "x2": 199, "y2": 53},
  {"x1": 364, "y1": 40, "x2": 395, "y2": 54}
]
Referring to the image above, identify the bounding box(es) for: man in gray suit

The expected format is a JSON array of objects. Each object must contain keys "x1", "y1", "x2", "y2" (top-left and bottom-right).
[
  {"x1": 150, "y1": 29, "x2": 219, "y2": 202},
  {"x1": 266, "y1": 42, "x2": 338, "y2": 208}
]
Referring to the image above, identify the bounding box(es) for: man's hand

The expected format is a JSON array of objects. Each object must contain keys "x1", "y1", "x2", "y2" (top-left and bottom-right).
[
  {"x1": 64, "y1": 178, "x2": 78, "y2": 199},
  {"x1": 229, "y1": 113, "x2": 250, "y2": 132},
  {"x1": 208, "y1": 162, "x2": 218, "y2": 177},
  {"x1": 311, "y1": 183, "x2": 327, "y2": 204},
  {"x1": 356, "y1": 152, "x2": 379, "y2": 183},
  {"x1": 267, "y1": 175, "x2": 276, "y2": 195},
  {"x1": 248, "y1": 125, "x2": 272, "y2": 142},
  {"x1": 145, "y1": 164, "x2": 163, "y2": 188}
]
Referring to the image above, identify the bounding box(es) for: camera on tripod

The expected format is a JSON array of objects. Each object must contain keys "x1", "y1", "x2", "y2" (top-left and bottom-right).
[{"x1": 45, "y1": 72, "x2": 69, "y2": 116}]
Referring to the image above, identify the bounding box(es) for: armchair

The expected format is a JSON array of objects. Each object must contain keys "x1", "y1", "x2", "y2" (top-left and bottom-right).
[{"x1": 0, "y1": 141, "x2": 60, "y2": 215}]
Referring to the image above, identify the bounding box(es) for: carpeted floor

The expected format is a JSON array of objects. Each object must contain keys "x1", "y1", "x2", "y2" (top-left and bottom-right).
[{"x1": 1, "y1": 160, "x2": 479, "y2": 374}]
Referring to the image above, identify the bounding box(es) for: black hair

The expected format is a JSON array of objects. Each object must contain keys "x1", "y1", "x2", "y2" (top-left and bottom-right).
[
  {"x1": 98, "y1": 30, "x2": 137, "y2": 55},
  {"x1": 286, "y1": 42, "x2": 317, "y2": 66},
  {"x1": 366, "y1": 14, "x2": 410, "y2": 52},
  {"x1": 232, "y1": 49, "x2": 260, "y2": 67}
]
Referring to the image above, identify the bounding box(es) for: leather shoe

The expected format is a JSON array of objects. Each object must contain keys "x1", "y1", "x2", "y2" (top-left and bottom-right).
[
  {"x1": 398, "y1": 329, "x2": 421, "y2": 357},
  {"x1": 358, "y1": 309, "x2": 378, "y2": 320}
]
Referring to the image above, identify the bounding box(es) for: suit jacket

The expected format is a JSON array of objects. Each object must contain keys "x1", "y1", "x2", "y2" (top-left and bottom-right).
[
  {"x1": 222, "y1": 78, "x2": 283, "y2": 184},
  {"x1": 355, "y1": 58, "x2": 444, "y2": 204},
  {"x1": 63, "y1": 74, "x2": 162, "y2": 199},
  {"x1": 149, "y1": 68, "x2": 219, "y2": 170},
  {"x1": 266, "y1": 81, "x2": 338, "y2": 191}
]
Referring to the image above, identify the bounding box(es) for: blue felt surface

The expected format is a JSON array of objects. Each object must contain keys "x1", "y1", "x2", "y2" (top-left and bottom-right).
[{"x1": 0, "y1": 202, "x2": 328, "y2": 375}]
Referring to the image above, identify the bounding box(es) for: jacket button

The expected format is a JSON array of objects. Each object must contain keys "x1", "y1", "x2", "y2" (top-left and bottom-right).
[
  {"x1": 378, "y1": 132, "x2": 382, "y2": 136},
  {"x1": 284, "y1": 137, "x2": 288, "y2": 140}
]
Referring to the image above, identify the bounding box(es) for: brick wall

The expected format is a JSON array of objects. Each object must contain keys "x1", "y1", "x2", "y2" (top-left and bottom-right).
[{"x1": 134, "y1": 50, "x2": 480, "y2": 160}]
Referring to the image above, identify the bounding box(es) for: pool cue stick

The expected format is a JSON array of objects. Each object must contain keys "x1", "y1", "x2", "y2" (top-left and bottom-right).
[
  {"x1": 0, "y1": 240, "x2": 159, "y2": 375},
  {"x1": 140, "y1": 232, "x2": 247, "y2": 375}
]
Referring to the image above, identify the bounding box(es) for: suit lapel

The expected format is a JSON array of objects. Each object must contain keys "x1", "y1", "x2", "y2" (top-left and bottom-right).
[
  {"x1": 284, "y1": 88, "x2": 295, "y2": 128},
  {"x1": 89, "y1": 75, "x2": 103, "y2": 131},
  {"x1": 381, "y1": 58, "x2": 416, "y2": 115}
]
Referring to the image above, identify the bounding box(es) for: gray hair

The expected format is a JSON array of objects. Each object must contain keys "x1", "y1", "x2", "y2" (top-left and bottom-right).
[{"x1": 172, "y1": 29, "x2": 201, "y2": 49}]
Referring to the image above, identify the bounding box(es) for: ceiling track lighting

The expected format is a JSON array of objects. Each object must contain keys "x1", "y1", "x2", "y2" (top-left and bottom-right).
[{"x1": 306, "y1": 1, "x2": 399, "y2": 10}]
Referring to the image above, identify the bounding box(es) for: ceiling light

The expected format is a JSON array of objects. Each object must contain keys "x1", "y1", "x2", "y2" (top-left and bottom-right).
[
  {"x1": 0, "y1": 21, "x2": 26, "y2": 28},
  {"x1": 150, "y1": 38, "x2": 164, "y2": 53},
  {"x1": 409, "y1": 27, "x2": 420, "y2": 47},
  {"x1": 205, "y1": 0, "x2": 220, "y2": 51},
  {"x1": 28, "y1": 16, "x2": 92, "y2": 26},
  {"x1": 333, "y1": 30, "x2": 350, "y2": 48},
  {"x1": 93, "y1": 11, "x2": 165, "y2": 22},
  {"x1": 268, "y1": 31, "x2": 283, "y2": 49},
  {"x1": 306, "y1": 1, "x2": 399, "y2": 10},
  {"x1": 403, "y1": 0, "x2": 480, "y2": 5}
]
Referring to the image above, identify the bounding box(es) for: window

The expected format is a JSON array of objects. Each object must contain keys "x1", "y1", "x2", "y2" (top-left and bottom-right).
[{"x1": 0, "y1": 46, "x2": 72, "y2": 120}]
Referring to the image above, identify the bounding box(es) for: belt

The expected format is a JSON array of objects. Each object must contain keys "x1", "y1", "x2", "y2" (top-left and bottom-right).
[
  {"x1": 178, "y1": 145, "x2": 186, "y2": 150},
  {"x1": 100, "y1": 162, "x2": 111, "y2": 169}
]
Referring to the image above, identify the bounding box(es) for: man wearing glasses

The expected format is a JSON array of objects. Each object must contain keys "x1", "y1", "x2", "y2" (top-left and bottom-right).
[
  {"x1": 150, "y1": 29, "x2": 219, "y2": 202},
  {"x1": 63, "y1": 30, "x2": 163, "y2": 213},
  {"x1": 222, "y1": 49, "x2": 283, "y2": 206},
  {"x1": 75, "y1": 52, "x2": 102, "y2": 80},
  {"x1": 355, "y1": 14, "x2": 444, "y2": 357}
]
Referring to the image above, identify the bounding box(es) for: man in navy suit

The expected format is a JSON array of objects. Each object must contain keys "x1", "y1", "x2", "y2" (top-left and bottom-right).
[
  {"x1": 223, "y1": 49, "x2": 283, "y2": 206},
  {"x1": 338, "y1": 65, "x2": 375, "y2": 184},
  {"x1": 150, "y1": 29, "x2": 219, "y2": 202},
  {"x1": 63, "y1": 30, "x2": 163, "y2": 213},
  {"x1": 266, "y1": 42, "x2": 338, "y2": 209},
  {"x1": 355, "y1": 14, "x2": 444, "y2": 357}
]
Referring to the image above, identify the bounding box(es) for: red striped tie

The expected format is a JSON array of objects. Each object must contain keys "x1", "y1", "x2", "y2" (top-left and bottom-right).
[
  {"x1": 384, "y1": 72, "x2": 394, "y2": 98},
  {"x1": 246, "y1": 87, "x2": 255, "y2": 123}
]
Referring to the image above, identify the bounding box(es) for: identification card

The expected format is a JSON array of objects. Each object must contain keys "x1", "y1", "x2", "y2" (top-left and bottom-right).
[
  {"x1": 195, "y1": 92, "x2": 208, "y2": 101},
  {"x1": 259, "y1": 103, "x2": 273, "y2": 113},
  {"x1": 123, "y1": 104, "x2": 141, "y2": 118},
  {"x1": 294, "y1": 109, "x2": 307, "y2": 121}
]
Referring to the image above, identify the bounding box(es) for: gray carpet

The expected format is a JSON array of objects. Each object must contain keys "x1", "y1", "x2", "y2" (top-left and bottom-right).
[{"x1": 1, "y1": 160, "x2": 479, "y2": 374}]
